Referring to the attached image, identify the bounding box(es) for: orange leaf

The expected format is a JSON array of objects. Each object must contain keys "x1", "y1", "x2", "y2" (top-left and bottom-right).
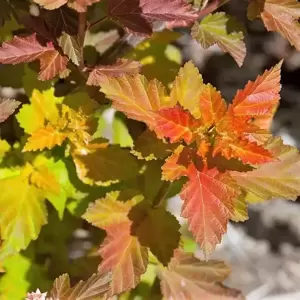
[
  {"x1": 100, "y1": 75, "x2": 171, "y2": 129},
  {"x1": 257, "y1": 0, "x2": 300, "y2": 51},
  {"x1": 199, "y1": 84, "x2": 227, "y2": 126},
  {"x1": 213, "y1": 136, "x2": 274, "y2": 165},
  {"x1": 23, "y1": 125, "x2": 68, "y2": 152},
  {"x1": 162, "y1": 145, "x2": 188, "y2": 181},
  {"x1": 180, "y1": 164, "x2": 239, "y2": 255},
  {"x1": 99, "y1": 223, "x2": 148, "y2": 296},
  {"x1": 231, "y1": 61, "x2": 282, "y2": 120},
  {"x1": 154, "y1": 106, "x2": 198, "y2": 144}
]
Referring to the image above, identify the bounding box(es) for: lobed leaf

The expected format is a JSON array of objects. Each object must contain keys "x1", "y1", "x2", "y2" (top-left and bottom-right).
[
  {"x1": 170, "y1": 61, "x2": 204, "y2": 119},
  {"x1": 231, "y1": 60, "x2": 282, "y2": 120},
  {"x1": 99, "y1": 223, "x2": 148, "y2": 296},
  {"x1": 158, "y1": 250, "x2": 244, "y2": 300},
  {"x1": 192, "y1": 12, "x2": 246, "y2": 67},
  {"x1": 180, "y1": 164, "x2": 240, "y2": 255},
  {"x1": 250, "y1": 0, "x2": 300, "y2": 51},
  {"x1": 100, "y1": 74, "x2": 171, "y2": 129},
  {"x1": 154, "y1": 106, "x2": 198, "y2": 144},
  {"x1": 0, "y1": 34, "x2": 68, "y2": 80},
  {"x1": 231, "y1": 137, "x2": 300, "y2": 202},
  {"x1": 0, "y1": 173, "x2": 47, "y2": 254},
  {"x1": 87, "y1": 59, "x2": 142, "y2": 86},
  {"x1": 108, "y1": 0, "x2": 198, "y2": 35},
  {"x1": 23, "y1": 125, "x2": 68, "y2": 152}
]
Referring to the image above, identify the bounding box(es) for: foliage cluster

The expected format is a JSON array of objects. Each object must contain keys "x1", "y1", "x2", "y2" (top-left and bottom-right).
[{"x1": 0, "y1": 0, "x2": 300, "y2": 299}]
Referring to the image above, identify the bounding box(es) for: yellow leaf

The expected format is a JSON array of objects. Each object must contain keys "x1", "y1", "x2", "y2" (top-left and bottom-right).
[
  {"x1": 170, "y1": 61, "x2": 204, "y2": 119},
  {"x1": 23, "y1": 125, "x2": 68, "y2": 152}
]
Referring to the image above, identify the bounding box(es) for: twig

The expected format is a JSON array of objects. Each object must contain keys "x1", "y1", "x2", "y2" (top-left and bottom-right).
[
  {"x1": 198, "y1": 0, "x2": 231, "y2": 18},
  {"x1": 78, "y1": 12, "x2": 87, "y2": 70},
  {"x1": 152, "y1": 181, "x2": 171, "y2": 208}
]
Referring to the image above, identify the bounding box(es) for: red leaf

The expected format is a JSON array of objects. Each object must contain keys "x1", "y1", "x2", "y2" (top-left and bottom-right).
[
  {"x1": 0, "y1": 34, "x2": 68, "y2": 80},
  {"x1": 108, "y1": 0, "x2": 198, "y2": 35},
  {"x1": 213, "y1": 136, "x2": 274, "y2": 165},
  {"x1": 68, "y1": 0, "x2": 101, "y2": 12},
  {"x1": 87, "y1": 59, "x2": 142, "y2": 86},
  {"x1": 231, "y1": 61, "x2": 282, "y2": 120},
  {"x1": 154, "y1": 106, "x2": 198, "y2": 144},
  {"x1": 99, "y1": 223, "x2": 148, "y2": 296},
  {"x1": 180, "y1": 163, "x2": 239, "y2": 255}
]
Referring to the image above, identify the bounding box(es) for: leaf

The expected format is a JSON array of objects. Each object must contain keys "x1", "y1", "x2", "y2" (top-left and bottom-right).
[
  {"x1": 34, "y1": 0, "x2": 101, "y2": 12},
  {"x1": 0, "y1": 254, "x2": 34, "y2": 300},
  {"x1": 33, "y1": 0, "x2": 67, "y2": 9},
  {"x1": 17, "y1": 88, "x2": 62, "y2": 134},
  {"x1": 170, "y1": 61, "x2": 204, "y2": 119},
  {"x1": 112, "y1": 116, "x2": 134, "y2": 148},
  {"x1": 162, "y1": 145, "x2": 188, "y2": 181},
  {"x1": 129, "y1": 203, "x2": 181, "y2": 265},
  {"x1": 231, "y1": 61, "x2": 282, "y2": 120},
  {"x1": 108, "y1": 0, "x2": 198, "y2": 35},
  {"x1": 231, "y1": 137, "x2": 300, "y2": 203},
  {"x1": 0, "y1": 173, "x2": 47, "y2": 253},
  {"x1": 30, "y1": 165, "x2": 60, "y2": 195},
  {"x1": 180, "y1": 163, "x2": 240, "y2": 255},
  {"x1": 100, "y1": 75, "x2": 171, "y2": 129},
  {"x1": 50, "y1": 272, "x2": 111, "y2": 300},
  {"x1": 132, "y1": 129, "x2": 175, "y2": 161},
  {"x1": 0, "y1": 98, "x2": 20, "y2": 123},
  {"x1": 83, "y1": 191, "x2": 143, "y2": 229},
  {"x1": 0, "y1": 33, "x2": 68, "y2": 80},
  {"x1": 99, "y1": 223, "x2": 149, "y2": 296},
  {"x1": 72, "y1": 145, "x2": 139, "y2": 186},
  {"x1": 252, "y1": 0, "x2": 300, "y2": 51},
  {"x1": 83, "y1": 192, "x2": 148, "y2": 296},
  {"x1": 192, "y1": 12, "x2": 246, "y2": 67},
  {"x1": 213, "y1": 136, "x2": 274, "y2": 165},
  {"x1": 154, "y1": 106, "x2": 198, "y2": 144},
  {"x1": 23, "y1": 125, "x2": 68, "y2": 152},
  {"x1": 58, "y1": 32, "x2": 81, "y2": 66},
  {"x1": 158, "y1": 250, "x2": 244, "y2": 300},
  {"x1": 87, "y1": 59, "x2": 142, "y2": 86},
  {"x1": 199, "y1": 84, "x2": 227, "y2": 126}
]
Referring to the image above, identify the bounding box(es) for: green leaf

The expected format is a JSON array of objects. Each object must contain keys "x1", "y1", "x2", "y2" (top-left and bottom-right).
[
  {"x1": 44, "y1": 158, "x2": 77, "y2": 220},
  {"x1": 191, "y1": 12, "x2": 246, "y2": 66},
  {"x1": 0, "y1": 254, "x2": 32, "y2": 300},
  {"x1": 58, "y1": 32, "x2": 81, "y2": 66},
  {"x1": 0, "y1": 172, "x2": 47, "y2": 255},
  {"x1": 0, "y1": 18, "x2": 22, "y2": 42},
  {"x1": 129, "y1": 202, "x2": 181, "y2": 266}
]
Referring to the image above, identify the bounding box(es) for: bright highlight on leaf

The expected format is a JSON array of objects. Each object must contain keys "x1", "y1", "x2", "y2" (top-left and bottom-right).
[{"x1": 192, "y1": 12, "x2": 246, "y2": 66}]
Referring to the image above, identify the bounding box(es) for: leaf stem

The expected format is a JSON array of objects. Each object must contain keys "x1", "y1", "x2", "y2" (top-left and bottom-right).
[
  {"x1": 198, "y1": 0, "x2": 231, "y2": 18},
  {"x1": 87, "y1": 16, "x2": 108, "y2": 30},
  {"x1": 78, "y1": 12, "x2": 87, "y2": 70},
  {"x1": 152, "y1": 181, "x2": 171, "y2": 208}
]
